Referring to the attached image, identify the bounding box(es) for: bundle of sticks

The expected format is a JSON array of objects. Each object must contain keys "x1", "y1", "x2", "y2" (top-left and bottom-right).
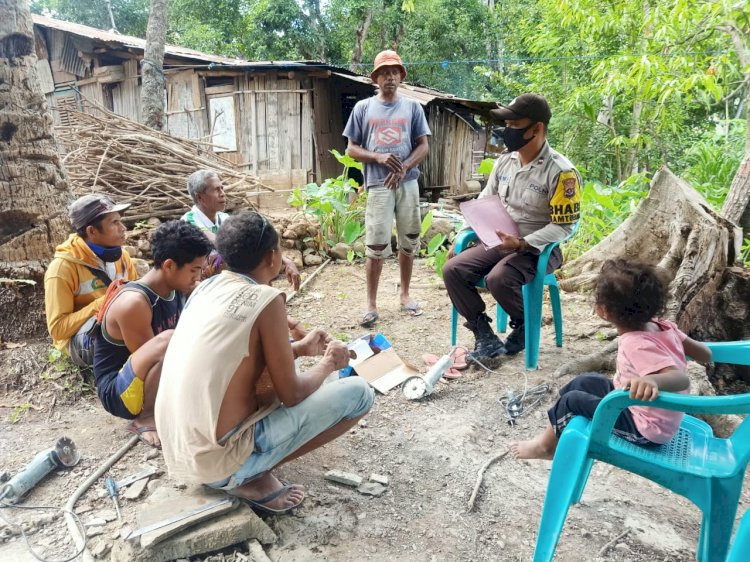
[{"x1": 53, "y1": 102, "x2": 272, "y2": 223}]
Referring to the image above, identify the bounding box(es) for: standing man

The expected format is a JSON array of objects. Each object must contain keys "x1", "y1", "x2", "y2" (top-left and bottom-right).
[
  {"x1": 343, "y1": 50, "x2": 431, "y2": 327},
  {"x1": 44, "y1": 195, "x2": 138, "y2": 367},
  {"x1": 182, "y1": 169, "x2": 301, "y2": 290},
  {"x1": 442, "y1": 94, "x2": 581, "y2": 364}
]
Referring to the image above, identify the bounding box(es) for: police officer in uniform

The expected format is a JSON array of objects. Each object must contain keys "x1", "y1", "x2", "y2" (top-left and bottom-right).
[{"x1": 443, "y1": 94, "x2": 581, "y2": 364}]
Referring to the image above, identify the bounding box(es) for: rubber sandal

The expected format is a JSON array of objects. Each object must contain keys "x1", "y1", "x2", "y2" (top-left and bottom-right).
[
  {"x1": 442, "y1": 367, "x2": 463, "y2": 380},
  {"x1": 360, "y1": 311, "x2": 379, "y2": 328},
  {"x1": 401, "y1": 302, "x2": 423, "y2": 317},
  {"x1": 452, "y1": 345, "x2": 469, "y2": 370},
  {"x1": 125, "y1": 422, "x2": 161, "y2": 450},
  {"x1": 422, "y1": 353, "x2": 462, "y2": 380},
  {"x1": 230, "y1": 485, "x2": 305, "y2": 516}
]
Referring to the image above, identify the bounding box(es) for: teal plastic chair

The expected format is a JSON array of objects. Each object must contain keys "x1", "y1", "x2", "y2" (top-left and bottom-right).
[
  {"x1": 727, "y1": 507, "x2": 750, "y2": 562},
  {"x1": 533, "y1": 340, "x2": 750, "y2": 562},
  {"x1": 449, "y1": 223, "x2": 578, "y2": 370}
]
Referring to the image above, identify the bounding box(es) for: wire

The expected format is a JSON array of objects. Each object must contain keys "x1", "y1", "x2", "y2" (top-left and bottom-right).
[{"x1": 0, "y1": 499, "x2": 88, "y2": 562}]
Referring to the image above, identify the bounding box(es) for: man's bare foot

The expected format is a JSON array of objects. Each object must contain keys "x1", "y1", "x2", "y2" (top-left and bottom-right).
[
  {"x1": 230, "y1": 472, "x2": 305, "y2": 513},
  {"x1": 399, "y1": 296, "x2": 422, "y2": 317},
  {"x1": 510, "y1": 437, "x2": 555, "y2": 460},
  {"x1": 126, "y1": 415, "x2": 160, "y2": 448}
]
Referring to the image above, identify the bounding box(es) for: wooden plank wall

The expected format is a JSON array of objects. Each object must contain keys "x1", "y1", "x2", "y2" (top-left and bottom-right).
[
  {"x1": 112, "y1": 59, "x2": 141, "y2": 122},
  {"x1": 166, "y1": 69, "x2": 207, "y2": 140},
  {"x1": 422, "y1": 106, "x2": 476, "y2": 194}
]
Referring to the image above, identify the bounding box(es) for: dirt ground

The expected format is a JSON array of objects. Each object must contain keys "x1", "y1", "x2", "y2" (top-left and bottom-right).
[{"x1": 0, "y1": 257, "x2": 748, "y2": 562}]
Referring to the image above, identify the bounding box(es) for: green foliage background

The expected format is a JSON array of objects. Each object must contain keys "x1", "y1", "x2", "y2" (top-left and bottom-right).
[{"x1": 31, "y1": 0, "x2": 749, "y2": 258}]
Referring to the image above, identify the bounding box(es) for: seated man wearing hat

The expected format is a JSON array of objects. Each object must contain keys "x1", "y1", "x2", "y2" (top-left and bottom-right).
[
  {"x1": 442, "y1": 94, "x2": 581, "y2": 364},
  {"x1": 44, "y1": 195, "x2": 139, "y2": 367}
]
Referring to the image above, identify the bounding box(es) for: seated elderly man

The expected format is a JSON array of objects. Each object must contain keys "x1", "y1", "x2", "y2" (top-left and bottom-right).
[
  {"x1": 182, "y1": 170, "x2": 300, "y2": 286},
  {"x1": 44, "y1": 195, "x2": 138, "y2": 367}
]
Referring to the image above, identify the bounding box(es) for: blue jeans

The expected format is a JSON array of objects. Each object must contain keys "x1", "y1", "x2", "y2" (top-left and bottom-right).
[{"x1": 207, "y1": 376, "x2": 374, "y2": 490}]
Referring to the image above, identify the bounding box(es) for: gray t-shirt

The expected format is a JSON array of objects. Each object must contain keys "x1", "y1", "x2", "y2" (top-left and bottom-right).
[{"x1": 343, "y1": 96, "x2": 431, "y2": 187}]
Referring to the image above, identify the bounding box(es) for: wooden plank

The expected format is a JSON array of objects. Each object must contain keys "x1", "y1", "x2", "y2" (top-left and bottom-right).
[
  {"x1": 255, "y1": 75, "x2": 268, "y2": 170},
  {"x1": 266, "y1": 77, "x2": 279, "y2": 170},
  {"x1": 36, "y1": 60, "x2": 55, "y2": 94},
  {"x1": 204, "y1": 84, "x2": 235, "y2": 95},
  {"x1": 301, "y1": 90, "x2": 313, "y2": 175}
]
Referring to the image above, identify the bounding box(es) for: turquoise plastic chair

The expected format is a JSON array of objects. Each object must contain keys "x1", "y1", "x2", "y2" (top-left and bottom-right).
[
  {"x1": 533, "y1": 340, "x2": 750, "y2": 562},
  {"x1": 449, "y1": 223, "x2": 578, "y2": 370},
  {"x1": 727, "y1": 507, "x2": 750, "y2": 562}
]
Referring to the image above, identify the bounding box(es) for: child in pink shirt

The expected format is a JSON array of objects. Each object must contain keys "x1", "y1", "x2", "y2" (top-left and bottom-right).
[{"x1": 511, "y1": 258, "x2": 711, "y2": 459}]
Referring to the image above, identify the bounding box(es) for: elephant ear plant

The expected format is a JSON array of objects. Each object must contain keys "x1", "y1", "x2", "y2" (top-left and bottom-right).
[{"x1": 289, "y1": 149, "x2": 367, "y2": 253}]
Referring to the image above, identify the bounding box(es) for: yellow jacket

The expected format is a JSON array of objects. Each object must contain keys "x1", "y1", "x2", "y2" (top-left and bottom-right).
[{"x1": 44, "y1": 234, "x2": 138, "y2": 352}]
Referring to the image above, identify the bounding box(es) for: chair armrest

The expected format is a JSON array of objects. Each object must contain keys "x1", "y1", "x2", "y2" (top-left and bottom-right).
[
  {"x1": 533, "y1": 221, "x2": 579, "y2": 278},
  {"x1": 454, "y1": 229, "x2": 478, "y2": 254},
  {"x1": 589, "y1": 390, "x2": 750, "y2": 446},
  {"x1": 704, "y1": 341, "x2": 750, "y2": 366}
]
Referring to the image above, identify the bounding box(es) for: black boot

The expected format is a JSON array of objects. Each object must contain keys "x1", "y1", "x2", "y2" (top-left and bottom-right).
[
  {"x1": 465, "y1": 313, "x2": 506, "y2": 364},
  {"x1": 504, "y1": 319, "x2": 525, "y2": 356}
]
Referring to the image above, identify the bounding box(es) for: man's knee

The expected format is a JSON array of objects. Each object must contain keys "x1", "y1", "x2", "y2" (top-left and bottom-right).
[
  {"x1": 366, "y1": 244, "x2": 389, "y2": 259},
  {"x1": 485, "y1": 266, "x2": 520, "y2": 293},
  {"x1": 398, "y1": 232, "x2": 420, "y2": 255},
  {"x1": 338, "y1": 377, "x2": 375, "y2": 420}
]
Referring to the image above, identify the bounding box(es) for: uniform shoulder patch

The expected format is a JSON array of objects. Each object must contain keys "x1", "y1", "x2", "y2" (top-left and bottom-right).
[{"x1": 549, "y1": 170, "x2": 581, "y2": 224}]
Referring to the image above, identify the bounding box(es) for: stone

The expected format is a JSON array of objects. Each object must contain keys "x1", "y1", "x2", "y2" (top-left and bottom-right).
[
  {"x1": 369, "y1": 473, "x2": 389, "y2": 486},
  {"x1": 352, "y1": 241, "x2": 365, "y2": 255},
  {"x1": 123, "y1": 245, "x2": 138, "y2": 258},
  {"x1": 290, "y1": 222, "x2": 311, "y2": 238},
  {"x1": 144, "y1": 449, "x2": 160, "y2": 461},
  {"x1": 357, "y1": 419, "x2": 368, "y2": 428},
  {"x1": 281, "y1": 249, "x2": 303, "y2": 270},
  {"x1": 123, "y1": 477, "x2": 150, "y2": 500},
  {"x1": 131, "y1": 258, "x2": 150, "y2": 278},
  {"x1": 76, "y1": 504, "x2": 94, "y2": 515},
  {"x1": 357, "y1": 482, "x2": 387, "y2": 497},
  {"x1": 147, "y1": 479, "x2": 163, "y2": 495},
  {"x1": 87, "y1": 526, "x2": 105, "y2": 537},
  {"x1": 95, "y1": 509, "x2": 118, "y2": 523},
  {"x1": 324, "y1": 470, "x2": 362, "y2": 488},
  {"x1": 328, "y1": 242, "x2": 351, "y2": 261},
  {"x1": 110, "y1": 502, "x2": 275, "y2": 562},
  {"x1": 146, "y1": 217, "x2": 162, "y2": 228},
  {"x1": 281, "y1": 239, "x2": 296, "y2": 249},
  {"x1": 304, "y1": 238, "x2": 318, "y2": 250},
  {"x1": 247, "y1": 539, "x2": 273, "y2": 562},
  {"x1": 303, "y1": 253, "x2": 324, "y2": 266},
  {"x1": 85, "y1": 517, "x2": 108, "y2": 528},
  {"x1": 90, "y1": 540, "x2": 112, "y2": 558},
  {"x1": 423, "y1": 218, "x2": 455, "y2": 248},
  {"x1": 137, "y1": 238, "x2": 151, "y2": 252},
  {"x1": 282, "y1": 229, "x2": 297, "y2": 240}
]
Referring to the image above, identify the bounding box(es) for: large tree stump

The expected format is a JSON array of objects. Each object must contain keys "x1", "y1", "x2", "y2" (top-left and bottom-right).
[
  {"x1": 0, "y1": 0, "x2": 72, "y2": 341},
  {"x1": 554, "y1": 168, "x2": 749, "y2": 432}
]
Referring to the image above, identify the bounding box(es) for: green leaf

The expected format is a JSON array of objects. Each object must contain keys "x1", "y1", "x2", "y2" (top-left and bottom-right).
[
  {"x1": 477, "y1": 158, "x2": 496, "y2": 175},
  {"x1": 427, "y1": 233, "x2": 446, "y2": 255},
  {"x1": 343, "y1": 220, "x2": 364, "y2": 244},
  {"x1": 420, "y1": 210, "x2": 433, "y2": 238}
]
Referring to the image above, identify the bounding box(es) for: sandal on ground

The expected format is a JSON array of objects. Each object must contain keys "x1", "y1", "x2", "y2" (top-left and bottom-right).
[
  {"x1": 360, "y1": 310, "x2": 379, "y2": 328},
  {"x1": 452, "y1": 345, "x2": 469, "y2": 370},
  {"x1": 421, "y1": 353, "x2": 463, "y2": 380},
  {"x1": 125, "y1": 422, "x2": 161, "y2": 450},
  {"x1": 230, "y1": 486, "x2": 305, "y2": 516},
  {"x1": 401, "y1": 302, "x2": 423, "y2": 317}
]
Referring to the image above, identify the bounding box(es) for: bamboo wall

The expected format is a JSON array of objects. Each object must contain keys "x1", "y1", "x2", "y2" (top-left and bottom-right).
[{"x1": 422, "y1": 106, "x2": 476, "y2": 194}]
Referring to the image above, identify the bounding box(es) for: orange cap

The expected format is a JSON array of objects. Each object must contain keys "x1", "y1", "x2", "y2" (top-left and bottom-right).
[{"x1": 370, "y1": 50, "x2": 407, "y2": 81}]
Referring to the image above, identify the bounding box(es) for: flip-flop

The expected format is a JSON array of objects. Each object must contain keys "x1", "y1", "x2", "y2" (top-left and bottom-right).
[
  {"x1": 421, "y1": 353, "x2": 462, "y2": 380},
  {"x1": 452, "y1": 345, "x2": 469, "y2": 371},
  {"x1": 401, "y1": 302, "x2": 423, "y2": 317},
  {"x1": 125, "y1": 422, "x2": 161, "y2": 450},
  {"x1": 360, "y1": 311, "x2": 379, "y2": 328},
  {"x1": 230, "y1": 485, "x2": 305, "y2": 516}
]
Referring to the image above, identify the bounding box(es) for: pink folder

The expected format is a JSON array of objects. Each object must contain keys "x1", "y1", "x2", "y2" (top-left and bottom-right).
[{"x1": 459, "y1": 195, "x2": 519, "y2": 249}]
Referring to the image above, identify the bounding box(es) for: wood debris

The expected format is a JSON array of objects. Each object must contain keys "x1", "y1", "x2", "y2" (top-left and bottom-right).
[{"x1": 53, "y1": 101, "x2": 273, "y2": 223}]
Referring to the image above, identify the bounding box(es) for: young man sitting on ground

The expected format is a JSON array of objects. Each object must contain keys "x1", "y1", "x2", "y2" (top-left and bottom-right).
[
  {"x1": 156, "y1": 211, "x2": 374, "y2": 514},
  {"x1": 44, "y1": 195, "x2": 138, "y2": 367},
  {"x1": 93, "y1": 221, "x2": 213, "y2": 448}
]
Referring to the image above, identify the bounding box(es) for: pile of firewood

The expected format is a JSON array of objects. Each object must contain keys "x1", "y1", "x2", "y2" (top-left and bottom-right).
[{"x1": 53, "y1": 103, "x2": 271, "y2": 223}]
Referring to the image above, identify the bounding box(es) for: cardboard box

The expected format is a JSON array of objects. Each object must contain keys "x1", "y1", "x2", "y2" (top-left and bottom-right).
[{"x1": 340, "y1": 333, "x2": 419, "y2": 394}]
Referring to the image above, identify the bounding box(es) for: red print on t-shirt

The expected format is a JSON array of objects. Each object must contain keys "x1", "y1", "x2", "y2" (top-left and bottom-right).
[{"x1": 376, "y1": 126, "x2": 402, "y2": 145}]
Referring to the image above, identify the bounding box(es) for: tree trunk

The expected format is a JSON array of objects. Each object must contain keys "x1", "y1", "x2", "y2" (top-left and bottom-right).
[
  {"x1": 351, "y1": 9, "x2": 373, "y2": 72},
  {"x1": 554, "y1": 169, "x2": 749, "y2": 433},
  {"x1": 141, "y1": 0, "x2": 168, "y2": 130},
  {"x1": 0, "y1": 0, "x2": 72, "y2": 341}
]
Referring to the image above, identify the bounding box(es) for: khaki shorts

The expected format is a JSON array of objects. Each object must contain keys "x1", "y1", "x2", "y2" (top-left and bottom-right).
[{"x1": 364, "y1": 180, "x2": 421, "y2": 259}]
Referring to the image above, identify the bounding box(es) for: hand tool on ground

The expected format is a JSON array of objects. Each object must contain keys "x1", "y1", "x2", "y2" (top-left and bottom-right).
[
  {"x1": 0, "y1": 437, "x2": 80, "y2": 504},
  {"x1": 402, "y1": 349, "x2": 454, "y2": 400},
  {"x1": 105, "y1": 476, "x2": 121, "y2": 519}
]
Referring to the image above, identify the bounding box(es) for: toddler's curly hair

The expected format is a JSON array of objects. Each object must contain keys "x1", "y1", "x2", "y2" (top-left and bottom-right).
[{"x1": 594, "y1": 259, "x2": 669, "y2": 330}]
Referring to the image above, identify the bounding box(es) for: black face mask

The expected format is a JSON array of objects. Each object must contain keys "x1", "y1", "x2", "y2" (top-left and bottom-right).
[{"x1": 502, "y1": 124, "x2": 536, "y2": 152}]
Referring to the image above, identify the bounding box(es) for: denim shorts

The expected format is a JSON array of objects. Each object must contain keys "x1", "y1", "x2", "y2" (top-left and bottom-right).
[{"x1": 207, "y1": 376, "x2": 374, "y2": 490}]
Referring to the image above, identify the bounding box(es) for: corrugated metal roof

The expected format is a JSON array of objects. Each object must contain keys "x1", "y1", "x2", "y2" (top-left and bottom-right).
[
  {"x1": 33, "y1": 14, "x2": 243, "y2": 65},
  {"x1": 32, "y1": 15, "x2": 497, "y2": 111}
]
